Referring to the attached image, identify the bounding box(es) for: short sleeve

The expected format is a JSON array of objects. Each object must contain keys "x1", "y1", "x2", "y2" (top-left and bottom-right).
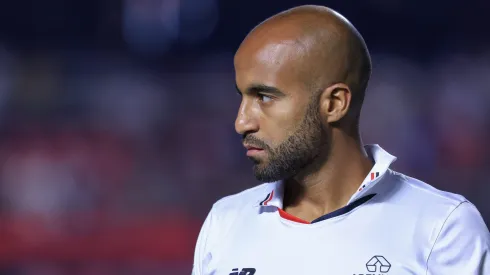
[{"x1": 427, "y1": 201, "x2": 490, "y2": 274}]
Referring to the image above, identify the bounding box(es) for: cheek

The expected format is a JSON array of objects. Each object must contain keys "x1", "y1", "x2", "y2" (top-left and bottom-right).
[
  {"x1": 261, "y1": 103, "x2": 306, "y2": 146},
  {"x1": 262, "y1": 122, "x2": 292, "y2": 148}
]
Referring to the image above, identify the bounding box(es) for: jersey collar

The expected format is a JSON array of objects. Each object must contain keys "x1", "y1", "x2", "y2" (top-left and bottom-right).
[{"x1": 256, "y1": 144, "x2": 397, "y2": 208}]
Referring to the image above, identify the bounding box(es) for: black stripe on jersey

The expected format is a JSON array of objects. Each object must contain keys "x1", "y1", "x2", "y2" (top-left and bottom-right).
[
  {"x1": 310, "y1": 194, "x2": 377, "y2": 223},
  {"x1": 259, "y1": 193, "x2": 271, "y2": 206}
]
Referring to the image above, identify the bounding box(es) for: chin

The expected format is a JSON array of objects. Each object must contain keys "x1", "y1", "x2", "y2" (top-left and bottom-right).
[
  {"x1": 248, "y1": 155, "x2": 267, "y2": 165},
  {"x1": 252, "y1": 162, "x2": 266, "y2": 173}
]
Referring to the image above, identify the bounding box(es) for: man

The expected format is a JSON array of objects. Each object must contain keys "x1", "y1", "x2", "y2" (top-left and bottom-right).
[{"x1": 192, "y1": 5, "x2": 490, "y2": 275}]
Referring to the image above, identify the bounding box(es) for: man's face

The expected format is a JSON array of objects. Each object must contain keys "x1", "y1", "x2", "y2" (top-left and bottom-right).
[{"x1": 234, "y1": 40, "x2": 330, "y2": 182}]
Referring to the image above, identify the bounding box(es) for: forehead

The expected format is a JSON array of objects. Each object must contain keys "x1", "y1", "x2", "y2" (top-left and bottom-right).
[{"x1": 234, "y1": 37, "x2": 311, "y2": 93}]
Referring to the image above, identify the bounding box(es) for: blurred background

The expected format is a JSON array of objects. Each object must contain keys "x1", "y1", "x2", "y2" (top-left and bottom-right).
[{"x1": 0, "y1": 0, "x2": 488, "y2": 274}]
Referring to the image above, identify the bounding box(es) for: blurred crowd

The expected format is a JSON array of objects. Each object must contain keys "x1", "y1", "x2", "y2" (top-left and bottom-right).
[
  {"x1": 0, "y1": 0, "x2": 489, "y2": 274},
  {"x1": 0, "y1": 49, "x2": 488, "y2": 274}
]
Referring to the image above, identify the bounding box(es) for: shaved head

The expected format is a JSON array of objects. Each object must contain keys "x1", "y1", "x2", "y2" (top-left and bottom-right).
[
  {"x1": 237, "y1": 5, "x2": 371, "y2": 125},
  {"x1": 234, "y1": 5, "x2": 371, "y2": 181}
]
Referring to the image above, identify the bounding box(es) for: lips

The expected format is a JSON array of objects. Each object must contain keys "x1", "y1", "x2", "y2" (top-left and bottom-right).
[
  {"x1": 244, "y1": 144, "x2": 263, "y2": 150},
  {"x1": 244, "y1": 144, "x2": 265, "y2": 157}
]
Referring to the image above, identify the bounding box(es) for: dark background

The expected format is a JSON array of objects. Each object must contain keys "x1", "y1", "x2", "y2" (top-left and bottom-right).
[{"x1": 0, "y1": 0, "x2": 488, "y2": 274}]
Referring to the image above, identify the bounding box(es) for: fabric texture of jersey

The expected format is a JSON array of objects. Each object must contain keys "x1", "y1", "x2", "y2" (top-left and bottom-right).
[{"x1": 192, "y1": 144, "x2": 490, "y2": 275}]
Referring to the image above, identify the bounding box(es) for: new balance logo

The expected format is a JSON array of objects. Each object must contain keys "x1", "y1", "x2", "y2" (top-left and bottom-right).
[{"x1": 229, "y1": 268, "x2": 256, "y2": 275}]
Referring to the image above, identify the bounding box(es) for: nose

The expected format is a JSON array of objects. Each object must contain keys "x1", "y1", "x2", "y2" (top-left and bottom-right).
[{"x1": 235, "y1": 99, "x2": 259, "y2": 135}]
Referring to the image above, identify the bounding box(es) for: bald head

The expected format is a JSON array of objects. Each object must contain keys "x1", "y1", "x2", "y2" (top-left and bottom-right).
[{"x1": 236, "y1": 5, "x2": 371, "y2": 126}]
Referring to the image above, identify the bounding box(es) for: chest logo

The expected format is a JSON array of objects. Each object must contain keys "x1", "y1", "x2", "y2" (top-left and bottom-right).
[
  {"x1": 366, "y1": 255, "x2": 391, "y2": 273},
  {"x1": 354, "y1": 255, "x2": 391, "y2": 274}
]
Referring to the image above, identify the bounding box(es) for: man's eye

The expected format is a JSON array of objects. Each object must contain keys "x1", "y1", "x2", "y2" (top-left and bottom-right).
[{"x1": 259, "y1": 94, "x2": 272, "y2": 103}]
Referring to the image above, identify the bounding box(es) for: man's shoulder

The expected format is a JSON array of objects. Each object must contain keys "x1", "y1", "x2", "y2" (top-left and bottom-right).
[
  {"x1": 391, "y1": 172, "x2": 490, "y2": 272},
  {"x1": 386, "y1": 170, "x2": 478, "y2": 224},
  {"x1": 389, "y1": 169, "x2": 468, "y2": 207},
  {"x1": 384, "y1": 170, "x2": 489, "y2": 240}
]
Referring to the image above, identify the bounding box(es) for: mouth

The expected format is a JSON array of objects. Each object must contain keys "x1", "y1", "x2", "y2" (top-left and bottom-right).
[{"x1": 244, "y1": 144, "x2": 265, "y2": 157}]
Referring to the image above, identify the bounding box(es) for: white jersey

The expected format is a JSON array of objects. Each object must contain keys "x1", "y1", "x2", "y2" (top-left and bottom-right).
[{"x1": 192, "y1": 144, "x2": 490, "y2": 275}]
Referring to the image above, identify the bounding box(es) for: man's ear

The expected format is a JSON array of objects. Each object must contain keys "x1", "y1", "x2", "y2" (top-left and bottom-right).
[{"x1": 318, "y1": 83, "x2": 352, "y2": 124}]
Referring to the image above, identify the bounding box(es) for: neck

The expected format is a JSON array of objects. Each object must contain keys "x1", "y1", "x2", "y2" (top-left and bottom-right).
[{"x1": 283, "y1": 131, "x2": 373, "y2": 222}]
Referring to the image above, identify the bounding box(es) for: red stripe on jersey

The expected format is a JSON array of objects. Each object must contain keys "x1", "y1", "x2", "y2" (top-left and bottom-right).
[
  {"x1": 263, "y1": 190, "x2": 274, "y2": 206},
  {"x1": 370, "y1": 172, "x2": 375, "y2": 180},
  {"x1": 278, "y1": 208, "x2": 310, "y2": 224}
]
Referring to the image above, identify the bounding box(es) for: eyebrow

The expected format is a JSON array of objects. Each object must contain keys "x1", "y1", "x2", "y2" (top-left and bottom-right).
[{"x1": 236, "y1": 83, "x2": 285, "y2": 97}]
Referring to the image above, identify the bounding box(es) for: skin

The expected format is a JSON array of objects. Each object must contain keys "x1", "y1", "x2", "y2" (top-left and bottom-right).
[{"x1": 234, "y1": 5, "x2": 374, "y2": 222}]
